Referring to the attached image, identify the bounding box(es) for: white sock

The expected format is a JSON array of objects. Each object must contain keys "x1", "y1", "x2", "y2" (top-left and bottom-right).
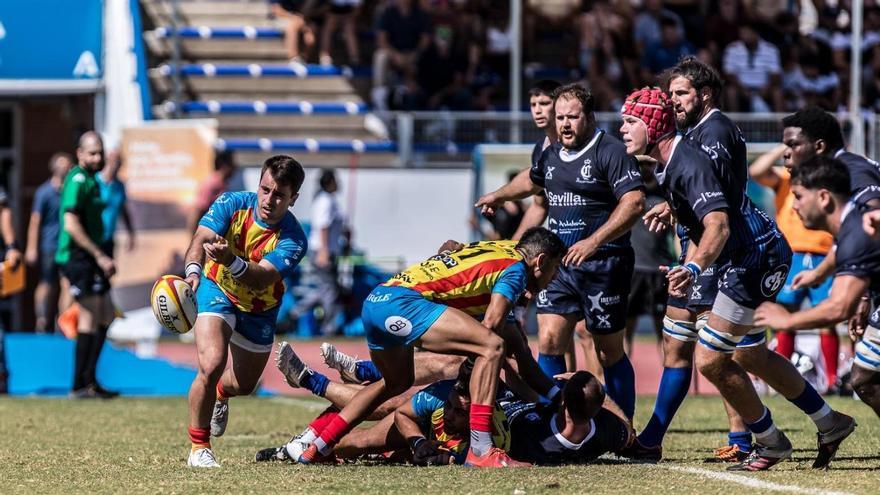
[{"x1": 469, "y1": 429, "x2": 493, "y2": 456}]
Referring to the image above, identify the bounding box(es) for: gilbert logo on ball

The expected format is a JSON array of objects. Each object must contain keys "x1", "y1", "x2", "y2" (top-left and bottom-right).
[{"x1": 151, "y1": 275, "x2": 197, "y2": 334}]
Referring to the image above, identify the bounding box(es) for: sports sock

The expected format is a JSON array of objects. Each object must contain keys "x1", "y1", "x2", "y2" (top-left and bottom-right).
[
  {"x1": 788, "y1": 381, "x2": 835, "y2": 432},
  {"x1": 728, "y1": 431, "x2": 752, "y2": 451},
  {"x1": 775, "y1": 330, "x2": 795, "y2": 358},
  {"x1": 307, "y1": 407, "x2": 340, "y2": 435},
  {"x1": 538, "y1": 353, "x2": 566, "y2": 381},
  {"x1": 603, "y1": 355, "x2": 636, "y2": 419},
  {"x1": 73, "y1": 333, "x2": 95, "y2": 390},
  {"x1": 315, "y1": 415, "x2": 351, "y2": 455},
  {"x1": 216, "y1": 381, "x2": 231, "y2": 401},
  {"x1": 355, "y1": 360, "x2": 383, "y2": 382},
  {"x1": 746, "y1": 407, "x2": 784, "y2": 447},
  {"x1": 188, "y1": 426, "x2": 211, "y2": 450},
  {"x1": 820, "y1": 332, "x2": 840, "y2": 388},
  {"x1": 469, "y1": 403, "x2": 494, "y2": 457},
  {"x1": 85, "y1": 325, "x2": 109, "y2": 386},
  {"x1": 301, "y1": 370, "x2": 330, "y2": 397},
  {"x1": 638, "y1": 367, "x2": 691, "y2": 447}
]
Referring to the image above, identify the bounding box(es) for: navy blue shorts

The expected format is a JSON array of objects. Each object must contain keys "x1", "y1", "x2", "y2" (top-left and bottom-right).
[
  {"x1": 667, "y1": 238, "x2": 721, "y2": 311},
  {"x1": 713, "y1": 236, "x2": 792, "y2": 325},
  {"x1": 536, "y1": 248, "x2": 633, "y2": 334}
]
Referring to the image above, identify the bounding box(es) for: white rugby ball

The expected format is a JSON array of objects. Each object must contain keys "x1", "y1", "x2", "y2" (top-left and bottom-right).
[{"x1": 151, "y1": 275, "x2": 197, "y2": 334}]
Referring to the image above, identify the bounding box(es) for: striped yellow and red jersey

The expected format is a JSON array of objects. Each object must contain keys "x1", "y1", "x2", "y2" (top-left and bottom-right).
[
  {"x1": 199, "y1": 192, "x2": 307, "y2": 313},
  {"x1": 383, "y1": 240, "x2": 528, "y2": 317}
]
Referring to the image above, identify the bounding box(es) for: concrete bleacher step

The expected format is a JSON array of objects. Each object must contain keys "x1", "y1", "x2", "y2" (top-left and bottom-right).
[
  {"x1": 142, "y1": 0, "x2": 273, "y2": 27},
  {"x1": 218, "y1": 128, "x2": 380, "y2": 140},
  {"x1": 145, "y1": 27, "x2": 287, "y2": 60}
]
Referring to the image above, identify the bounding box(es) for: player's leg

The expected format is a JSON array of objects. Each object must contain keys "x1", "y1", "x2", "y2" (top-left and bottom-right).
[
  {"x1": 851, "y1": 326, "x2": 880, "y2": 416},
  {"x1": 497, "y1": 321, "x2": 559, "y2": 401},
  {"x1": 334, "y1": 412, "x2": 407, "y2": 458},
  {"x1": 86, "y1": 292, "x2": 118, "y2": 397},
  {"x1": 321, "y1": 342, "x2": 464, "y2": 385},
  {"x1": 186, "y1": 314, "x2": 232, "y2": 467},
  {"x1": 536, "y1": 313, "x2": 578, "y2": 379},
  {"x1": 574, "y1": 321, "x2": 604, "y2": 379},
  {"x1": 71, "y1": 293, "x2": 99, "y2": 395}
]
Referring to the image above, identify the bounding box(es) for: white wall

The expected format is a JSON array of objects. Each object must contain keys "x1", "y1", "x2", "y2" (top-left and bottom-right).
[{"x1": 244, "y1": 167, "x2": 473, "y2": 266}]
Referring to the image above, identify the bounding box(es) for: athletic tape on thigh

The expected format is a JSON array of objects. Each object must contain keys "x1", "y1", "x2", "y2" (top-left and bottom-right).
[
  {"x1": 695, "y1": 313, "x2": 709, "y2": 332},
  {"x1": 737, "y1": 326, "x2": 767, "y2": 347},
  {"x1": 199, "y1": 312, "x2": 237, "y2": 331},
  {"x1": 855, "y1": 326, "x2": 880, "y2": 371},
  {"x1": 711, "y1": 292, "x2": 755, "y2": 326},
  {"x1": 663, "y1": 316, "x2": 698, "y2": 342},
  {"x1": 698, "y1": 324, "x2": 745, "y2": 353},
  {"x1": 230, "y1": 330, "x2": 273, "y2": 353}
]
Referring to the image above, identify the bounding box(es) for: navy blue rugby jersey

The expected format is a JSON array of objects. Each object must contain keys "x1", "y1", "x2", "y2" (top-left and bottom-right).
[
  {"x1": 834, "y1": 203, "x2": 880, "y2": 294},
  {"x1": 685, "y1": 109, "x2": 749, "y2": 188},
  {"x1": 529, "y1": 129, "x2": 644, "y2": 249},
  {"x1": 657, "y1": 136, "x2": 781, "y2": 261},
  {"x1": 835, "y1": 150, "x2": 880, "y2": 208}
]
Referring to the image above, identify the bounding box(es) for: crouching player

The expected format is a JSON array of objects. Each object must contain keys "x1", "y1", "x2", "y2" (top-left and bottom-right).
[
  {"x1": 183, "y1": 155, "x2": 308, "y2": 468},
  {"x1": 756, "y1": 156, "x2": 880, "y2": 420},
  {"x1": 297, "y1": 227, "x2": 566, "y2": 467}
]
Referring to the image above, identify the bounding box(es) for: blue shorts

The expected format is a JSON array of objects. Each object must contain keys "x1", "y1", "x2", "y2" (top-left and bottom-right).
[
  {"x1": 535, "y1": 248, "x2": 634, "y2": 335},
  {"x1": 362, "y1": 285, "x2": 447, "y2": 351},
  {"x1": 196, "y1": 277, "x2": 278, "y2": 352},
  {"x1": 667, "y1": 238, "x2": 721, "y2": 311},
  {"x1": 775, "y1": 252, "x2": 832, "y2": 308}
]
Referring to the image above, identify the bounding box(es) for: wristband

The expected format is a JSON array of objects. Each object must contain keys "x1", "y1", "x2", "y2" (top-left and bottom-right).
[
  {"x1": 228, "y1": 256, "x2": 248, "y2": 279},
  {"x1": 185, "y1": 262, "x2": 202, "y2": 278},
  {"x1": 684, "y1": 262, "x2": 703, "y2": 279},
  {"x1": 5, "y1": 241, "x2": 19, "y2": 251}
]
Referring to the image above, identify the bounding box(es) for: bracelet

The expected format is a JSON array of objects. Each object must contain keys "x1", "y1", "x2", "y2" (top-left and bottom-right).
[
  {"x1": 684, "y1": 262, "x2": 703, "y2": 279},
  {"x1": 228, "y1": 256, "x2": 248, "y2": 279},
  {"x1": 5, "y1": 241, "x2": 19, "y2": 251},
  {"x1": 185, "y1": 262, "x2": 202, "y2": 278}
]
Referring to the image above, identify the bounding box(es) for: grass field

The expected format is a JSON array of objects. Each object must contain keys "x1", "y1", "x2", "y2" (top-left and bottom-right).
[{"x1": 1, "y1": 394, "x2": 877, "y2": 494}]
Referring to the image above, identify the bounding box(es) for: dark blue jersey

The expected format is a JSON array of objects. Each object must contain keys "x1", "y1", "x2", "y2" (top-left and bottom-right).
[
  {"x1": 530, "y1": 129, "x2": 644, "y2": 249},
  {"x1": 834, "y1": 203, "x2": 880, "y2": 295},
  {"x1": 531, "y1": 136, "x2": 551, "y2": 169},
  {"x1": 658, "y1": 136, "x2": 782, "y2": 263},
  {"x1": 504, "y1": 401, "x2": 629, "y2": 465},
  {"x1": 684, "y1": 109, "x2": 749, "y2": 188},
  {"x1": 835, "y1": 150, "x2": 880, "y2": 208}
]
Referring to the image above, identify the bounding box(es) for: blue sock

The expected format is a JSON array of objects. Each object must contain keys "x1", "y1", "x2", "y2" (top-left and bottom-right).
[
  {"x1": 603, "y1": 355, "x2": 636, "y2": 419},
  {"x1": 302, "y1": 371, "x2": 330, "y2": 397},
  {"x1": 355, "y1": 360, "x2": 383, "y2": 382},
  {"x1": 728, "y1": 431, "x2": 752, "y2": 451},
  {"x1": 746, "y1": 407, "x2": 783, "y2": 445},
  {"x1": 789, "y1": 381, "x2": 834, "y2": 430},
  {"x1": 537, "y1": 353, "x2": 567, "y2": 380},
  {"x1": 637, "y1": 367, "x2": 691, "y2": 447}
]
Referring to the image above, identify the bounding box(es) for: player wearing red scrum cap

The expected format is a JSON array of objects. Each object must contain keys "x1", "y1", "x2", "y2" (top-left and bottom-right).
[{"x1": 619, "y1": 87, "x2": 854, "y2": 471}]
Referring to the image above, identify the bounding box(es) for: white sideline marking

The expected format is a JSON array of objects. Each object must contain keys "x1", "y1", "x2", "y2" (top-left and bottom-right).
[
  {"x1": 655, "y1": 465, "x2": 857, "y2": 495},
  {"x1": 269, "y1": 396, "x2": 326, "y2": 411}
]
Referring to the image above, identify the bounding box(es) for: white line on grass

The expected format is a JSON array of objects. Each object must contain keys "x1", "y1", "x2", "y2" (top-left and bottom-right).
[
  {"x1": 655, "y1": 465, "x2": 857, "y2": 495},
  {"x1": 269, "y1": 396, "x2": 327, "y2": 411}
]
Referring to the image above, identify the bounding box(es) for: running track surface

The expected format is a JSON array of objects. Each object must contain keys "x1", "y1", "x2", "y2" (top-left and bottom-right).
[{"x1": 156, "y1": 340, "x2": 725, "y2": 397}]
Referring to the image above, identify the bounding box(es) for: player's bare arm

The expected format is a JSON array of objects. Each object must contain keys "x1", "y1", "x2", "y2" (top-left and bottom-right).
[
  {"x1": 748, "y1": 144, "x2": 785, "y2": 190},
  {"x1": 754, "y1": 275, "x2": 869, "y2": 332},
  {"x1": 476, "y1": 168, "x2": 542, "y2": 216},
  {"x1": 666, "y1": 211, "x2": 729, "y2": 296},
  {"x1": 182, "y1": 225, "x2": 217, "y2": 291},
  {"x1": 563, "y1": 189, "x2": 645, "y2": 266},
  {"x1": 512, "y1": 193, "x2": 548, "y2": 241},
  {"x1": 394, "y1": 402, "x2": 450, "y2": 466},
  {"x1": 791, "y1": 250, "x2": 835, "y2": 289}
]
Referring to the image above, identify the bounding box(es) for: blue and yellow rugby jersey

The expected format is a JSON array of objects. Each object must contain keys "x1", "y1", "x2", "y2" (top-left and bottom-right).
[
  {"x1": 198, "y1": 191, "x2": 307, "y2": 313},
  {"x1": 383, "y1": 241, "x2": 528, "y2": 317}
]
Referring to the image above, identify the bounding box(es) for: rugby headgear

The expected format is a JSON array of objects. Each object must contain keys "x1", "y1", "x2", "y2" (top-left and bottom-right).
[{"x1": 621, "y1": 87, "x2": 675, "y2": 146}]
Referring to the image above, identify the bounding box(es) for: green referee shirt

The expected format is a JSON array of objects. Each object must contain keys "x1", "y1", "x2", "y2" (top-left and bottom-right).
[{"x1": 56, "y1": 165, "x2": 105, "y2": 264}]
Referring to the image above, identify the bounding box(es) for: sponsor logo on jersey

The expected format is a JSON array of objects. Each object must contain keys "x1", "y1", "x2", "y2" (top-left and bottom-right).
[
  {"x1": 367, "y1": 293, "x2": 391, "y2": 303},
  {"x1": 546, "y1": 190, "x2": 589, "y2": 206},
  {"x1": 545, "y1": 166, "x2": 556, "y2": 180},
  {"x1": 576, "y1": 159, "x2": 597, "y2": 184},
  {"x1": 612, "y1": 169, "x2": 641, "y2": 188},
  {"x1": 385, "y1": 316, "x2": 414, "y2": 337},
  {"x1": 693, "y1": 191, "x2": 724, "y2": 208},
  {"x1": 760, "y1": 265, "x2": 789, "y2": 297}
]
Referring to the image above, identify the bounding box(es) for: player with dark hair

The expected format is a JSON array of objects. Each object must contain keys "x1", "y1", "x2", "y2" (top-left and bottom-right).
[
  {"x1": 621, "y1": 87, "x2": 854, "y2": 471},
  {"x1": 628, "y1": 57, "x2": 754, "y2": 462},
  {"x1": 477, "y1": 84, "x2": 646, "y2": 421},
  {"x1": 756, "y1": 155, "x2": 879, "y2": 421},
  {"x1": 294, "y1": 227, "x2": 566, "y2": 468},
  {"x1": 182, "y1": 154, "x2": 308, "y2": 468}
]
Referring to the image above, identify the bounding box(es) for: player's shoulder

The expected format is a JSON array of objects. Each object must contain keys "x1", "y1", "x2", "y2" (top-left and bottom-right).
[
  {"x1": 838, "y1": 151, "x2": 879, "y2": 169},
  {"x1": 595, "y1": 130, "x2": 628, "y2": 155},
  {"x1": 215, "y1": 190, "x2": 254, "y2": 208},
  {"x1": 278, "y1": 211, "x2": 308, "y2": 240},
  {"x1": 418, "y1": 379, "x2": 456, "y2": 399}
]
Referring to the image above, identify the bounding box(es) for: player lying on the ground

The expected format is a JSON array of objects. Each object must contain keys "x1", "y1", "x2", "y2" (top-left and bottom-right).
[
  {"x1": 296, "y1": 228, "x2": 567, "y2": 468},
  {"x1": 755, "y1": 156, "x2": 880, "y2": 419},
  {"x1": 621, "y1": 87, "x2": 855, "y2": 471}
]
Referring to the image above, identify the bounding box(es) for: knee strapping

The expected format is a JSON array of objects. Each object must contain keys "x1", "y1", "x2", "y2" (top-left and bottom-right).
[
  {"x1": 663, "y1": 316, "x2": 697, "y2": 342},
  {"x1": 698, "y1": 324, "x2": 744, "y2": 353}
]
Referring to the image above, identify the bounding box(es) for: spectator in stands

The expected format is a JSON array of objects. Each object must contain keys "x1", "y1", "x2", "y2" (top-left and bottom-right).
[
  {"x1": 722, "y1": 21, "x2": 784, "y2": 111},
  {"x1": 783, "y1": 53, "x2": 840, "y2": 111},
  {"x1": 0, "y1": 178, "x2": 22, "y2": 395},
  {"x1": 188, "y1": 151, "x2": 237, "y2": 233},
  {"x1": 319, "y1": 0, "x2": 362, "y2": 66},
  {"x1": 577, "y1": 0, "x2": 639, "y2": 90},
  {"x1": 270, "y1": 0, "x2": 317, "y2": 64},
  {"x1": 371, "y1": 0, "x2": 432, "y2": 110},
  {"x1": 98, "y1": 150, "x2": 136, "y2": 257},
  {"x1": 415, "y1": 26, "x2": 473, "y2": 110},
  {"x1": 704, "y1": 0, "x2": 744, "y2": 62},
  {"x1": 641, "y1": 16, "x2": 695, "y2": 79},
  {"x1": 633, "y1": 0, "x2": 685, "y2": 51},
  {"x1": 26, "y1": 152, "x2": 73, "y2": 333},
  {"x1": 289, "y1": 169, "x2": 345, "y2": 335}
]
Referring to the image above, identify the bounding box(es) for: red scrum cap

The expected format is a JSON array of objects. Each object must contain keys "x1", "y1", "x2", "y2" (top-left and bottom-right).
[{"x1": 621, "y1": 87, "x2": 675, "y2": 145}]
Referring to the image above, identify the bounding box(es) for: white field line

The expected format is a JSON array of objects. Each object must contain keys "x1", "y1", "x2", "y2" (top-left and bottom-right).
[{"x1": 654, "y1": 465, "x2": 858, "y2": 495}]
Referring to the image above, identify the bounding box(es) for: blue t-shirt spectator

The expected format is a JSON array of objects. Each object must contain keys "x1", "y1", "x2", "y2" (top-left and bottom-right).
[
  {"x1": 97, "y1": 174, "x2": 127, "y2": 244},
  {"x1": 32, "y1": 180, "x2": 62, "y2": 254}
]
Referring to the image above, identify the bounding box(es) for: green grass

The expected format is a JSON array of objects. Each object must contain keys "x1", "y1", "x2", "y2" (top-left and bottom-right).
[{"x1": 1, "y1": 395, "x2": 877, "y2": 494}]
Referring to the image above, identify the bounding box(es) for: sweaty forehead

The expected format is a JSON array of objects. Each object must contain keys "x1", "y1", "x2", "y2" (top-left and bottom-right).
[{"x1": 555, "y1": 97, "x2": 582, "y2": 114}]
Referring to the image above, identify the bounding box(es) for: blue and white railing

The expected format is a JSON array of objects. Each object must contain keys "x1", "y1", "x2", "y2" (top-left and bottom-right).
[
  {"x1": 153, "y1": 26, "x2": 283, "y2": 39},
  {"x1": 162, "y1": 100, "x2": 367, "y2": 115},
  {"x1": 217, "y1": 138, "x2": 395, "y2": 154},
  {"x1": 156, "y1": 63, "x2": 354, "y2": 78}
]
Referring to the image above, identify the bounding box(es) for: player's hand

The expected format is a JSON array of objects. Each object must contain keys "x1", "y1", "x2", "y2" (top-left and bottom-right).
[
  {"x1": 185, "y1": 273, "x2": 201, "y2": 293},
  {"x1": 791, "y1": 268, "x2": 824, "y2": 290},
  {"x1": 25, "y1": 247, "x2": 38, "y2": 267},
  {"x1": 411, "y1": 438, "x2": 451, "y2": 466},
  {"x1": 863, "y1": 209, "x2": 880, "y2": 240},
  {"x1": 848, "y1": 297, "x2": 870, "y2": 341},
  {"x1": 203, "y1": 237, "x2": 233, "y2": 265},
  {"x1": 4, "y1": 247, "x2": 22, "y2": 270},
  {"x1": 437, "y1": 239, "x2": 464, "y2": 254},
  {"x1": 562, "y1": 238, "x2": 598, "y2": 266},
  {"x1": 96, "y1": 253, "x2": 116, "y2": 278},
  {"x1": 475, "y1": 191, "x2": 504, "y2": 216},
  {"x1": 754, "y1": 302, "x2": 791, "y2": 331},
  {"x1": 643, "y1": 201, "x2": 673, "y2": 233},
  {"x1": 662, "y1": 265, "x2": 693, "y2": 298}
]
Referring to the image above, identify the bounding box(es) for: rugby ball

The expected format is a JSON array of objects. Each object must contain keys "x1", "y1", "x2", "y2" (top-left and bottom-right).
[{"x1": 151, "y1": 275, "x2": 197, "y2": 334}]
